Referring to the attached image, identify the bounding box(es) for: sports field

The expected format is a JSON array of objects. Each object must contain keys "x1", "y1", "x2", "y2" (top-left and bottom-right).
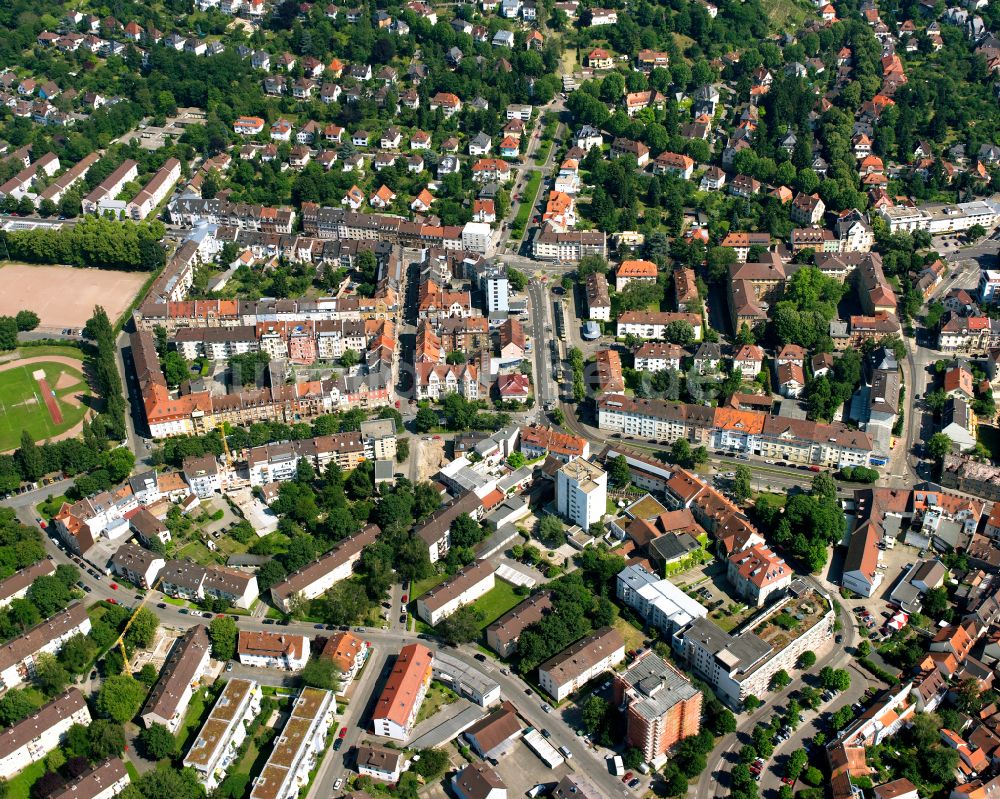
[
  {"x1": 0, "y1": 353, "x2": 91, "y2": 451},
  {"x1": 0, "y1": 264, "x2": 148, "y2": 332}
]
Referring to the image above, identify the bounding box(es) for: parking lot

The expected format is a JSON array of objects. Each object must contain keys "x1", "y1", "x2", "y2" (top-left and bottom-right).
[
  {"x1": 672, "y1": 560, "x2": 755, "y2": 632},
  {"x1": 836, "y1": 536, "x2": 923, "y2": 641}
]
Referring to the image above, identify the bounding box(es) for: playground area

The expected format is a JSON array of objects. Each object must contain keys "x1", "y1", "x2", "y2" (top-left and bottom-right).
[
  {"x1": 0, "y1": 263, "x2": 148, "y2": 332},
  {"x1": 0, "y1": 350, "x2": 93, "y2": 451}
]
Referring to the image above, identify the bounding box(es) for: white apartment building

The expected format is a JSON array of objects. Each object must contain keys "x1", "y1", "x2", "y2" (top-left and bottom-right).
[
  {"x1": 249, "y1": 688, "x2": 335, "y2": 799},
  {"x1": 236, "y1": 631, "x2": 309, "y2": 671},
  {"x1": 461, "y1": 221, "x2": 493, "y2": 255},
  {"x1": 82, "y1": 159, "x2": 138, "y2": 215},
  {"x1": 416, "y1": 560, "x2": 496, "y2": 625},
  {"x1": 127, "y1": 158, "x2": 181, "y2": 220},
  {"x1": 269, "y1": 524, "x2": 380, "y2": 612},
  {"x1": 617, "y1": 565, "x2": 708, "y2": 635},
  {"x1": 538, "y1": 627, "x2": 625, "y2": 701},
  {"x1": 49, "y1": 758, "x2": 130, "y2": 799},
  {"x1": 0, "y1": 604, "x2": 92, "y2": 691},
  {"x1": 878, "y1": 199, "x2": 1000, "y2": 234},
  {"x1": 0, "y1": 689, "x2": 91, "y2": 779},
  {"x1": 0, "y1": 560, "x2": 55, "y2": 609},
  {"x1": 184, "y1": 679, "x2": 262, "y2": 792},
  {"x1": 141, "y1": 626, "x2": 212, "y2": 733},
  {"x1": 355, "y1": 745, "x2": 409, "y2": 782},
  {"x1": 556, "y1": 458, "x2": 607, "y2": 529},
  {"x1": 372, "y1": 644, "x2": 433, "y2": 740},
  {"x1": 616, "y1": 312, "x2": 703, "y2": 341},
  {"x1": 360, "y1": 418, "x2": 397, "y2": 461},
  {"x1": 110, "y1": 542, "x2": 165, "y2": 590},
  {"x1": 676, "y1": 583, "x2": 834, "y2": 708},
  {"x1": 182, "y1": 455, "x2": 222, "y2": 498},
  {"x1": 981, "y1": 269, "x2": 1000, "y2": 304}
]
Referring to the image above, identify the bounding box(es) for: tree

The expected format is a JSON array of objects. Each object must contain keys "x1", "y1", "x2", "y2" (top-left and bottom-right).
[
  {"x1": 124, "y1": 608, "x2": 158, "y2": 650},
  {"x1": 0, "y1": 689, "x2": 36, "y2": 726},
  {"x1": 608, "y1": 455, "x2": 630, "y2": 486},
  {"x1": 787, "y1": 749, "x2": 808, "y2": 781},
  {"x1": 162, "y1": 351, "x2": 188, "y2": 387},
  {"x1": 97, "y1": 675, "x2": 147, "y2": 723},
  {"x1": 798, "y1": 650, "x2": 817, "y2": 669},
  {"x1": 437, "y1": 605, "x2": 482, "y2": 644},
  {"x1": 538, "y1": 515, "x2": 565, "y2": 547},
  {"x1": 926, "y1": 432, "x2": 953, "y2": 460},
  {"x1": 414, "y1": 407, "x2": 437, "y2": 433},
  {"x1": 339, "y1": 349, "x2": 359, "y2": 368},
  {"x1": 301, "y1": 657, "x2": 339, "y2": 690},
  {"x1": 14, "y1": 311, "x2": 39, "y2": 332},
  {"x1": 732, "y1": 465, "x2": 752, "y2": 503},
  {"x1": 136, "y1": 663, "x2": 159, "y2": 687},
  {"x1": 0, "y1": 317, "x2": 18, "y2": 351},
  {"x1": 664, "y1": 320, "x2": 695, "y2": 345},
  {"x1": 34, "y1": 653, "x2": 70, "y2": 694},
  {"x1": 395, "y1": 437, "x2": 410, "y2": 464},
  {"x1": 581, "y1": 696, "x2": 610, "y2": 734},
  {"x1": 967, "y1": 223, "x2": 987, "y2": 241},
  {"x1": 131, "y1": 763, "x2": 203, "y2": 799},
  {"x1": 508, "y1": 268, "x2": 527, "y2": 291},
  {"x1": 87, "y1": 719, "x2": 127, "y2": 760},
  {"x1": 922, "y1": 586, "x2": 951, "y2": 620},
  {"x1": 770, "y1": 669, "x2": 791, "y2": 690},
  {"x1": 209, "y1": 616, "x2": 238, "y2": 662},
  {"x1": 17, "y1": 430, "x2": 44, "y2": 482},
  {"x1": 139, "y1": 723, "x2": 176, "y2": 760}
]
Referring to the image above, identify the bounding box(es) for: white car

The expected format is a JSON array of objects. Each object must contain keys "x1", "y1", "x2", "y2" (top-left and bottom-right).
[{"x1": 333, "y1": 779, "x2": 343, "y2": 790}]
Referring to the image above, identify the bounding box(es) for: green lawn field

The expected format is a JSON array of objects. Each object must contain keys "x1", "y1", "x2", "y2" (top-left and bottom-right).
[{"x1": 0, "y1": 359, "x2": 90, "y2": 450}]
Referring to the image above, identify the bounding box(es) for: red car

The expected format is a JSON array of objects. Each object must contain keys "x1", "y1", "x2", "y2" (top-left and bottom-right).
[
  {"x1": 110, "y1": 583, "x2": 118, "y2": 590},
  {"x1": 401, "y1": 594, "x2": 408, "y2": 603},
  {"x1": 782, "y1": 777, "x2": 795, "y2": 786},
  {"x1": 622, "y1": 773, "x2": 633, "y2": 783},
  {"x1": 108, "y1": 598, "x2": 117, "y2": 604},
  {"x1": 339, "y1": 728, "x2": 347, "y2": 739}
]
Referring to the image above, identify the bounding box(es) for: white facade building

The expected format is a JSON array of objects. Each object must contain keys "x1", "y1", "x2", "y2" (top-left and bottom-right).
[
  {"x1": 0, "y1": 689, "x2": 91, "y2": 779},
  {"x1": 184, "y1": 679, "x2": 262, "y2": 791},
  {"x1": 555, "y1": 459, "x2": 607, "y2": 529},
  {"x1": 249, "y1": 688, "x2": 335, "y2": 799}
]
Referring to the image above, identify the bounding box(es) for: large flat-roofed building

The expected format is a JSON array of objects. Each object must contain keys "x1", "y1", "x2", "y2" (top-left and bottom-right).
[
  {"x1": 878, "y1": 199, "x2": 1000, "y2": 234},
  {"x1": 0, "y1": 560, "x2": 55, "y2": 608},
  {"x1": 432, "y1": 651, "x2": 502, "y2": 708},
  {"x1": 675, "y1": 581, "x2": 835, "y2": 708},
  {"x1": 613, "y1": 651, "x2": 702, "y2": 763},
  {"x1": 556, "y1": 458, "x2": 607, "y2": 529},
  {"x1": 538, "y1": 627, "x2": 625, "y2": 701},
  {"x1": 416, "y1": 560, "x2": 496, "y2": 626},
  {"x1": 616, "y1": 565, "x2": 708, "y2": 635},
  {"x1": 141, "y1": 625, "x2": 212, "y2": 733},
  {"x1": 49, "y1": 758, "x2": 129, "y2": 799},
  {"x1": 486, "y1": 591, "x2": 554, "y2": 657},
  {"x1": 249, "y1": 688, "x2": 335, "y2": 799},
  {"x1": 0, "y1": 603, "x2": 92, "y2": 691},
  {"x1": 269, "y1": 524, "x2": 380, "y2": 612},
  {"x1": 237, "y1": 631, "x2": 309, "y2": 671},
  {"x1": 0, "y1": 688, "x2": 91, "y2": 779},
  {"x1": 372, "y1": 644, "x2": 433, "y2": 740},
  {"x1": 184, "y1": 679, "x2": 262, "y2": 791}
]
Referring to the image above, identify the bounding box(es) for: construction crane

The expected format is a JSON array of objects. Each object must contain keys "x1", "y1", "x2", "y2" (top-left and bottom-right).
[
  {"x1": 220, "y1": 423, "x2": 232, "y2": 469},
  {"x1": 113, "y1": 577, "x2": 162, "y2": 674}
]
